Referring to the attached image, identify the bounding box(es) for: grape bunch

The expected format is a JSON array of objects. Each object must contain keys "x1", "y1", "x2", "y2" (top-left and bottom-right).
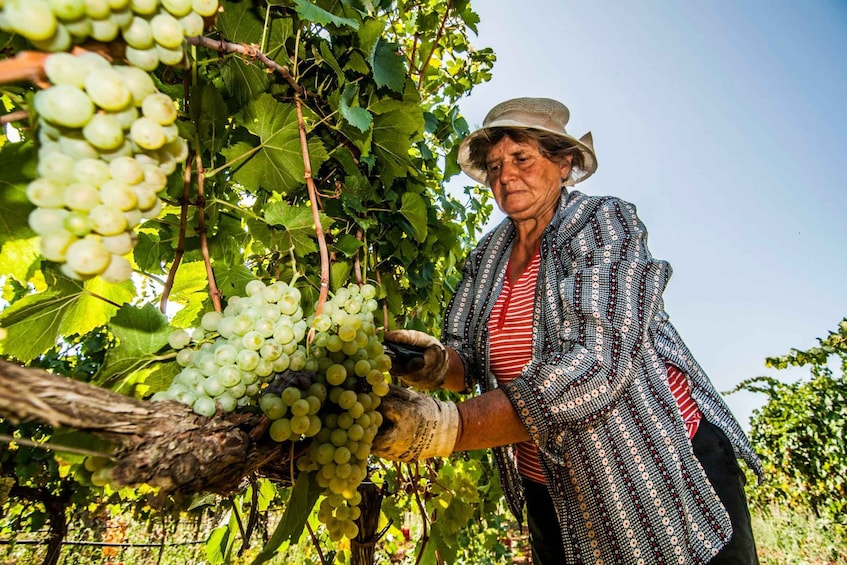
[
  {"x1": 154, "y1": 280, "x2": 391, "y2": 541},
  {"x1": 0, "y1": 0, "x2": 219, "y2": 68},
  {"x1": 270, "y1": 283, "x2": 389, "y2": 542},
  {"x1": 26, "y1": 51, "x2": 187, "y2": 282},
  {"x1": 153, "y1": 279, "x2": 310, "y2": 416}
]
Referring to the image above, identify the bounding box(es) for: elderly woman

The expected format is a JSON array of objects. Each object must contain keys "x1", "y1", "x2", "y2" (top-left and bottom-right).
[{"x1": 373, "y1": 97, "x2": 761, "y2": 564}]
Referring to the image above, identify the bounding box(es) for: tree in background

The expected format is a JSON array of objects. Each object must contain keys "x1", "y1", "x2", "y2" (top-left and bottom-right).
[{"x1": 734, "y1": 319, "x2": 847, "y2": 533}]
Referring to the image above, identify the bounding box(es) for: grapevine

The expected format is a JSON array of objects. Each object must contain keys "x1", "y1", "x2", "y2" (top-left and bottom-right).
[
  {"x1": 26, "y1": 50, "x2": 188, "y2": 282},
  {"x1": 151, "y1": 279, "x2": 389, "y2": 540}
]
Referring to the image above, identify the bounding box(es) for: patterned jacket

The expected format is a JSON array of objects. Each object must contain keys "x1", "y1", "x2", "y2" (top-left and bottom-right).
[{"x1": 441, "y1": 189, "x2": 763, "y2": 564}]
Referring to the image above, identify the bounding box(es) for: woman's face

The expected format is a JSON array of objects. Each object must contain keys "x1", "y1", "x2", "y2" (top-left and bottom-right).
[{"x1": 485, "y1": 136, "x2": 573, "y2": 224}]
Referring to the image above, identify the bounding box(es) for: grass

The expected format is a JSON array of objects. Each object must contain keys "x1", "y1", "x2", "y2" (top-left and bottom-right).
[{"x1": 751, "y1": 503, "x2": 847, "y2": 565}]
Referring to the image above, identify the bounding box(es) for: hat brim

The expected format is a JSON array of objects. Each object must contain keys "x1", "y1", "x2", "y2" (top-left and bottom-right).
[{"x1": 457, "y1": 125, "x2": 597, "y2": 186}]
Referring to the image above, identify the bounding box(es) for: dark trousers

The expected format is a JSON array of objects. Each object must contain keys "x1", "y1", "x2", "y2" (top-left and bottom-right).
[{"x1": 523, "y1": 419, "x2": 758, "y2": 564}]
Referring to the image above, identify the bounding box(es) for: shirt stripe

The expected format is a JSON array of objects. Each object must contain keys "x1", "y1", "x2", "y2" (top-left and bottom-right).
[
  {"x1": 488, "y1": 251, "x2": 547, "y2": 484},
  {"x1": 666, "y1": 363, "x2": 702, "y2": 438}
]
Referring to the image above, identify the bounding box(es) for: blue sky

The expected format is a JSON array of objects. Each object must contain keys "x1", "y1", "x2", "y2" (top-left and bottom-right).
[{"x1": 451, "y1": 0, "x2": 847, "y2": 427}]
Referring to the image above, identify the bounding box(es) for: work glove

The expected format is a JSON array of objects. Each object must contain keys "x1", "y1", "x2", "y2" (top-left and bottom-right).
[
  {"x1": 383, "y1": 329, "x2": 448, "y2": 391},
  {"x1": 371, "y1": 384, "x2": 459, "y2": 463}
]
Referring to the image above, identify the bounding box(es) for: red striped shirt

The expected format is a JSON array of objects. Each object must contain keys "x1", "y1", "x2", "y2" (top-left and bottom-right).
[
  {"x1": 666, "y1": 363, "x2": 702, "y2": 438},
  {"x1": 488, "y1": 251, "x2": 703, "y2": 485},
  {"x1": 489, "y1": 251, "x2": 546, "y2": 484}
]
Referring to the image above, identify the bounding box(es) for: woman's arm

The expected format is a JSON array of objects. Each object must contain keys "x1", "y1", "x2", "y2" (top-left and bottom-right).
[{"x1": 454, "y1": 388, "x2": 530, "y2": 451}]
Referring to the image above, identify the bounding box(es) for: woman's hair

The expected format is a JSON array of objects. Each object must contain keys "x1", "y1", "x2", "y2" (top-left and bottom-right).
[{"x1": 465, "y1": 127, "x2": 586, "y2": 183}]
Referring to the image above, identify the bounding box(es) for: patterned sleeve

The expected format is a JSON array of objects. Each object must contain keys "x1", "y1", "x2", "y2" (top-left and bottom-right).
[{"x1": 501, "y1": 197, "x2": 672, "y2": 443}]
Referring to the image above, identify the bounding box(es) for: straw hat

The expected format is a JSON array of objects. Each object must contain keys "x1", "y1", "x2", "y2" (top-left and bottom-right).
[{"x1": 457, "y1": 97, "x2": 597, "y2": 186}]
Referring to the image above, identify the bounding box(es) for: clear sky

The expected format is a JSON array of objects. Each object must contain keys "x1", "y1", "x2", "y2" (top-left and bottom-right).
[{"x1": 450, "y1": 0, "x2": 847, "y2": 428}]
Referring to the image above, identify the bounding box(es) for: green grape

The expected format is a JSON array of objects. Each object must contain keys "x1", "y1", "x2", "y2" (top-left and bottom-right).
[
  {"x1": 26, "y1": 178, "x2": 66, "y2": 208},
  {"x1": 64, "y1": 16, "x2": 92, "y2": 38},
  {"x1": 161, "y1": 0, "x2": 190, "y2": 16},
  {"x1": 130, "y1": 116, "x2": 166, "y2": 150},
  {"x1": 36, "y1": 85, "x2": 94, "y2": 128},
  {"x1": 101, "y1": 254, "x2": 132, "y2": 283},
  {"x1": 5, "y1": 0, "x2": 57, "y2": 41},
  {"x1": 84, "y1": 0, "x2": 111, "y2": 19},
  {"x1": 65, "y1": 237, "x2": 110, "y2": 275},
  {"x1": 44, "y1": 52, "x2": 87, "y2": 87},
  {"x1": 72, "y1": 160, "x2": 110, "y2": 189},
  {"x1": 85, "y1": 68, "x2": 132, "y2": 111},
  {"x1": 129, "y1": 0, "x2": 159, "y2": 15},
  {"x1": 125, "y1": 46, "x2": 159, "y2": 71},
  {"x1": 168, "y1": 329, "x2": 191, "y2": 349},
  {"x1": 58, "y1": 133, "x2": 99, "y2": 160},
  {"x1": 29, "y1": 207, "x2": 69, "y2": 235},
  {"x1": 150, "y1": 12, "x2": 183, "y2": 48},
  {"x1": 180, "y1": 10, "x2": 202, "y2": 35},
  {"x1": 216, "y1": 393, "x2": 236, "y2": 413},
  {"x1": 193, "y1": 396, "x2": 216, "y2": 417},
  {"x1": 202, "y1": 375, "x2": 225, "y2": 397},
  {"x1": 216, "y1": 365, "x2": 240, "y2": 388},
  {"x1": 325, "y1": 363, "x2": 347, "y2": 386},
  {"x1": 89, "y1": 204, "x2": 128, "y2": 235},
  {"x1": 141, "y1": 92, "x2": 177, "y2": 125},
  {"x1": 47, "y1": 0, "x2": 87, "y2": 21},
  {"x1": 268, "y1": 418, "x2": 293, "y2": 442},
  {"x1": 83, "y1": 113, "x2": 125, "y2": 151},
  {"x1": 63, "y1": 211, "x2": 92, "y2": 236},
  {"x1": 236, "y1": 349, "x2": 259, "y2": 371},
  {"x1": 109, "y1": 155, "x2": 145, "y2": 184},
  {"x1": 99, "y1": 179, "x2": 139, "y2": 211},
  {"x1": 40, "y1": 230, "x2": 76, "y2": 262},
  {"x1": 191, "y1": 0, "x2": 217, "y2": 17},
  {"x1": 240, "y1": 330, "x2": 264, "y2": 351},
  {"x1": 156, "y1": 44, "x2": 184, "y2": 66},
  {"x1": 90, "y1": 15, "x2": 119, "y2": 42},
  {"x1": 121, "y1": 15, "x2": 154, "y2": 49},
  {"x1": 113, "y1": 6, "x2": 133, "y2": 25},
  {"x1": 101, "y1": 231, "x2": 135, "y2": 254}
]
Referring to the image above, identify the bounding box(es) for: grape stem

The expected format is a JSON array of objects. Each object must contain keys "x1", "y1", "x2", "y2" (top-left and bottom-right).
[
  {"x1": 160, "y1": 156, "x2": 193, "y2": 314},
  {"x1": 0, "y1": 110, "x2": 29, "y2": 125},
  {"x1": 295, "y1": 97, "x2": 330, "y2": 318},
  {"x1": 185, "y1": 35, "x2": 312, "y2": 98}
]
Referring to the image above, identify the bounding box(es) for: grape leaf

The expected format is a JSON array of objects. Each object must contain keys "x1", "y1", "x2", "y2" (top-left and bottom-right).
[
  {"x1": 251, "y1": 473, "x2": 321, "y2": 565},
  {"x1": 0, "y1": 141, "x2": 36, "y2": 248},
  {"x1": 370, "y1": 38, "x2": 406, "y2": 92},
  {"x1": 0, "y1": 277, "x2": 130, "y2": 363},
  {"x1": 0, "y1": 237, "x2": 40, "y2": 284},
  {"x1": 400, "y1": 192, "x2": 428, "y2": 242},
  {"x1": 223, "y1": 95, "x2": 328, "y2": 194},
  {"x1": 339, "y1": 84, "x2": 372, "y2": 133},
  {"x1": 95, "y1": 303, "x2": 172, "y2": 390},
  {"x1": 293, "y1": 0, "x2": 360, "y2": 29}
]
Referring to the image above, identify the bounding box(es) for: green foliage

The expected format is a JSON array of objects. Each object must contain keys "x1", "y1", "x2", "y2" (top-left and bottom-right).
[
  {"x1": 735, "y1": 318, "x2": 847, "y2": 531},
  {"x1": 0, "y1": 0, "x2": 500, "y2": 561}
]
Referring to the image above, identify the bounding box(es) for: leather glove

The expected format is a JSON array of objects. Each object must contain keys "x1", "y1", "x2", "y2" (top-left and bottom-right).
[
  {"x1": 383, "y1": 329, "x2": 448, "y2": 391},
  {"x1": 371, "y1": 384, "x2": 459, "y2": 462}
]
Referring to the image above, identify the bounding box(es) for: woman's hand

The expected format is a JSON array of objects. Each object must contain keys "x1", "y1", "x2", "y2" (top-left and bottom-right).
[
  {"x1": 383, "y1": 329, "x2": 449, "y2": 391},
  {"x1": 371, "y1": 384, "x2": 459, "y2": 462}
]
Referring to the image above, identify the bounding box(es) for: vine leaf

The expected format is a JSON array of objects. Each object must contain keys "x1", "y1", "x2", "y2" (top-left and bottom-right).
[
  {"x1": 0, "y1": 140, "x2": 35, "y2": 248},
  {"x1": 0, "y1": 278, "x2": 132, "y2": 363},
  {"x1": 264, "y1": 201, "x2": 331, "y2": 256},
  {"x1": 370, "y1": 38, "x2": 406, "y2": 92},
  {"x1": 169, "y1": 261, "x2": 212, "y2": 328},
  {"x1": 0, "y1": 237, "x2": 40, "y2": 284},
  {"x1": 293, "y1": 0, "x2": 360, "y2": 29},
  {"x1": 400, "y1": 192, "x2": 428, "y2": 242},
  {"x1": 251, "y1": 472, "x2": 322, "y2": 565},
  {"x1": 223, "y1": 95, "x2": 328, "y2": 194},
  {"x1": 94, "y1": 303, "x2": 172, "y2": 390},
  {"x1": 339, "y1": 84, "x2": 373, "y2": 133},
  {"x1": 371, "y1": 94, "x2": 425, "y2": 184}
]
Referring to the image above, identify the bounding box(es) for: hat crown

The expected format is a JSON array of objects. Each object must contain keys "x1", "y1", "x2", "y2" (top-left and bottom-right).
[{"x1": 483, "y1": 97, "x2": 571, "y2": 134}]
